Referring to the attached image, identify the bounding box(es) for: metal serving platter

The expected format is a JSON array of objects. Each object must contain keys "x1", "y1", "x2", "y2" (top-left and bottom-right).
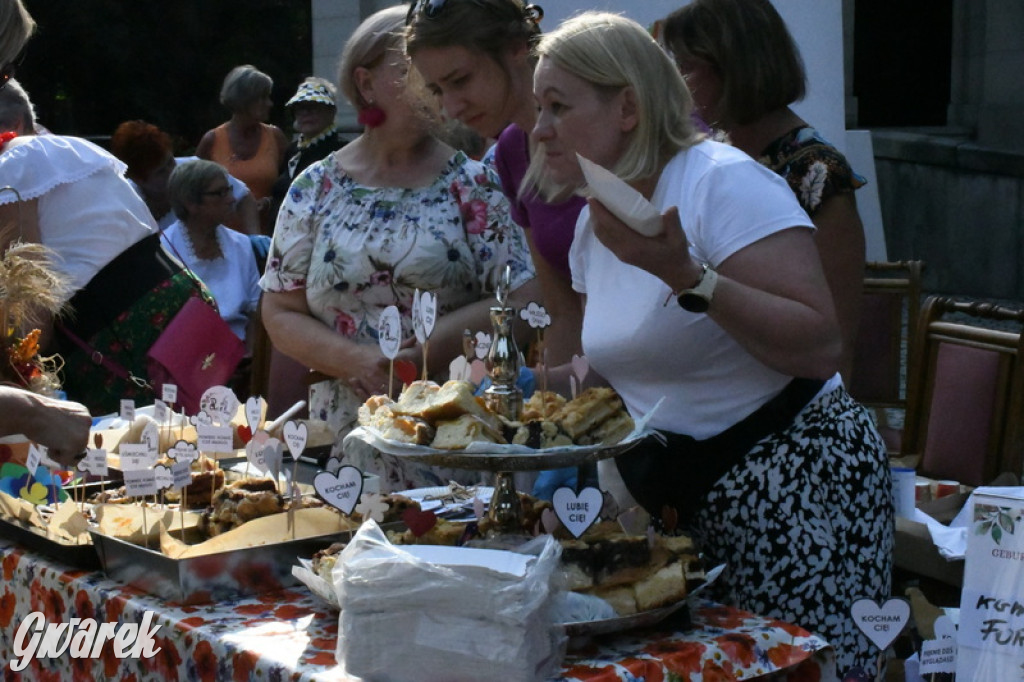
[
  {"x1": 89, "y1": 527, "x2": 357, "y2": 605},
  {"x1": 0, "y1": 515, "x2": 100, "y2": 570},
  {"x1": 345, "y1": 427, "x2": 648, "y2": 472}
]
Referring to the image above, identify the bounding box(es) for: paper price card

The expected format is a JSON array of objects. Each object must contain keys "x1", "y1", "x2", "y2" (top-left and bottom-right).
[
  {"x1": 119, "y1": 444, "x2": 157, "y2": 471},
  {"x1": 161, "y1": 384, "x2": 178, "y2": 405},
  {"x1": 920, "y1": 638, "x2": 957, "y2": 676},
  {"x1": 25, "y1": 444, "x2": 43, "y2": 475},
  {"x1": 167, "y1": 440, "x2": 198, "y2": 465},
  {"x1": 197, "y1": 424, "x2": 234, "y2": 454},
  {"x1": 77, "y1": 448, "x2": 108, "y2": 476},
  {"x1": 956, "y1": 492, "x2": 1024, "y2": 680},
  {"x1": 123, "y1": 468, "x2": 158, "y2": 497},
  {"x1": 119, "y1": 400, "x2": 136, "y2": 422},
  {"x1": 153, "y1": 399, "x2": 170, "y2": 424},
  {"x1": 171, "y1": 460, "x2": 192, "y2": 491}
]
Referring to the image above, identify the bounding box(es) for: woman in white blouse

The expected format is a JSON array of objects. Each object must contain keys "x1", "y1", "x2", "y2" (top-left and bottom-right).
[{"x1": 164, "y1": 159, "x2": 261, "y2": 345}]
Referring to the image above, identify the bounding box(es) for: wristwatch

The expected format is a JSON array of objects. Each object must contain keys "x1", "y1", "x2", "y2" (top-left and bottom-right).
[{"x1": 676, "y1": 262, "x2": 718, "y2": 313}]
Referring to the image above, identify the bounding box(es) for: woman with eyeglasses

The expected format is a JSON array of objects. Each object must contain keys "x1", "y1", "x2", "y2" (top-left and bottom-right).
[
  {"x1": 164, "y1": 160, "x2": 261, "y2": 346},
  {"x1": 529, "y1": 12, "x2": 891, "y2": 678},
  {"x1": 196, "y1": 64, "x2": 289, "y2": 236},
  {"x1": 260, "y1": 6, "x2": 537, "y2": 491},
  {"x1": 406, "y1": 0, "x2": 585, "y2": 370}
]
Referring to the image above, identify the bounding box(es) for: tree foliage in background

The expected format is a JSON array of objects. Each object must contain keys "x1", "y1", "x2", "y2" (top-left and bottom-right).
[{"x1": 20, "y1": 0, "x2": 312, "y2": 152}]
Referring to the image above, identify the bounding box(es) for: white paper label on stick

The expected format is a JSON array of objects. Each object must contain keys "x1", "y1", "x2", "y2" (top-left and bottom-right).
[
  {"x1": 123, "y1": 468, "x2": 159, "y2": 497},
  {"x1": 25, "y1": 444, "x2": 43, "y2": 474},
  {"x1": 119, "y1": 400, "x2": 135, "y2": 422},
  {"x1": 519, "y1": 301, "x2": 551, "y2": 330},
  {"x1": 412, "y1": 290, "x2": 426, "y2": 344},
  {"x1": 245, "y1": 439, "x2": 269, "y2": 474},
  {"x1": 152, "y1": 465, "x2": 173, "y2": 492},
  {"x1": 119, "y1": 444, "x2": 157, "y2": 471},
  {"x1": 262, "y1": 438, "x2": 284, "y2": 481},
  {"x1": 314, "y1": 466, "x2": 363, "y2": 515},
  {"x1": 199, "y1": 386, "x2": 239, "y2": 425},
  {"x1": 197, "y1": 424, "x2": 234, "y2": 453},
  {"x1": 283, "y1": 420, "x2": 308, "y2": 459},
  {"x1": 553, "y1": 486, "x2": 603, "y2": 538},
  {"x1": 850, "y1": 598, "x2": 910, "y2": 650},
  {"x1": 161, "y1": 384, "x2": 178, "y2": 405},
  {"x1": 920, "y1": 638, "x2": 957, "y2": 675},
  {"x1": 77, "y1": 448, "x2": 108, "y2": 476},
  {"x1": 167, "y1": 440, "x2": 198, "y2": 464},
  {"x1": 171, "y1": 460, "x2": 191, "y2": 491},
  {"x1": 378, "y1": 305, "x2": 402, "y2": 359},
  {"x1": 245, "y1": 396, "x2": 264, "y2": 432},
  {"x1": 419, "y1": 291, "x2": 437, "y2": 339},
  {"x1": 153, "y1": 400, "x2": 170, "y2": 424},
  {"x1": 140, "y1": 421, "x2": 160, "y2": 455}
]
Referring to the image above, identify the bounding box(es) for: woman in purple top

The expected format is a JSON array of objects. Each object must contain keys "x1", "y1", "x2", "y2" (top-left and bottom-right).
[{"x1": 407, "y1": 0, "x2": 585, "y2": 366}]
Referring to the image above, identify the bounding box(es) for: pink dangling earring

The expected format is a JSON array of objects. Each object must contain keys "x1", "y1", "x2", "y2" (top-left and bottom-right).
[{"x1": 358, "y1": 100, "x2": 387, "y2": 128}]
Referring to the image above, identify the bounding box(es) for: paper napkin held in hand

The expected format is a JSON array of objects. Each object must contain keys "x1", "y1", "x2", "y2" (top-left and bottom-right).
[{"x1": 577, "y1": 153, "x2": 663, "y2": 236}]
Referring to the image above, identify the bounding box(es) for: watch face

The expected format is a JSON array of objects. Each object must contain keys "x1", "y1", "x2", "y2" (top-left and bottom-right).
[{"x1": 678, "y1": 292, "x2": 710, "y2": 313}]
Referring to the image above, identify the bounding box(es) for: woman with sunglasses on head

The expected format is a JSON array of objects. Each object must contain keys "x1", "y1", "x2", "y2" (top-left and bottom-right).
[
  {"x1": 529, "y1": 12, "x2": 891, "y2": 678},
  {"x1": 260, "y1": 7, "x2": 536, "y2": 491},
  {"x1": 407, "y1": 0, "x2": 586, "y2": 370},
  {"x1": 661, "y1": 0, "x2": 867, "y2": 383}
]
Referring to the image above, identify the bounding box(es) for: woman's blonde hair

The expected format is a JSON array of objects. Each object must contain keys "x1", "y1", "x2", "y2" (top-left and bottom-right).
[
  {"x1": 337, "y1": 6, "x2": 407, "y2": 110},
  {"x1": 525, "y1": 11, "x2": 701, "y2": 201},
  {"x1": 0, "y1": 0, "x2": 34, "y2": 68}
]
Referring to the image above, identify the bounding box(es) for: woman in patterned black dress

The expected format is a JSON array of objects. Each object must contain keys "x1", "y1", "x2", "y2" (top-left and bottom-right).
[{"x1": 663, "y1": 0, "x2": 867, "y2": 383}]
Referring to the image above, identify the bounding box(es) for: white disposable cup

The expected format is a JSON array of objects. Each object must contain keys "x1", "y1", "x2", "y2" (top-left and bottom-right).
[{"x1": 891, "y1": 467, "x2": 916, "y2": 518}]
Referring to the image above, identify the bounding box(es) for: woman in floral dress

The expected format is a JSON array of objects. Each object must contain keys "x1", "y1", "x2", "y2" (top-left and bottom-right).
[{"x1": 260, "y1": 7, "x2": 535, "y2": 491}]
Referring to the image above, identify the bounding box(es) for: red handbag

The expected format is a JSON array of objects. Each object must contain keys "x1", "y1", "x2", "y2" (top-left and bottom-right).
[{"x1": 146, "y1": 295, "x2": 245, "y2": 414}]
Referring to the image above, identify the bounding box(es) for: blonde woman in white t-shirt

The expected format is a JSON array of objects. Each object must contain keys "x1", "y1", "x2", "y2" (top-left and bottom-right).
[{"x1": 529, "y1": 13, "x2": 891, "y2": 679}]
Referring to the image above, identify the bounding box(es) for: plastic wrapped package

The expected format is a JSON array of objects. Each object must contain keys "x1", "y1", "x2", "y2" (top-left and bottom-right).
[{"x1": 334, "y1": 521, "x2": 566, "y2": 681}]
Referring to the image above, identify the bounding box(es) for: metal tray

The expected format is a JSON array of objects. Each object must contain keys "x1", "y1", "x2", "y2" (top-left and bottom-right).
[
  {"x1": 562, "y1": 599, "x2": 691, "y2": 639},
  {"x1": 346, "y1": 427, "x2": 647, "y2": 471},
  {"x1": 0, "y1": 515, "x2": 100, "y2": 570},
  {"x1": 89, "y1": 528, "x2": 355, "y2": 605}
]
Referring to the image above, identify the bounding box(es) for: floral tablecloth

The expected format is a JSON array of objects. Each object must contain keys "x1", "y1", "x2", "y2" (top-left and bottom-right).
[{"x1": 0, "y1": 538, "x2": 835, "y2": 681}]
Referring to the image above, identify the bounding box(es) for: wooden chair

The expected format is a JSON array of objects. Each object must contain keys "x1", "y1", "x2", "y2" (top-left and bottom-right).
[
  {"x1": 848, "y1": 260, "x2": 925, "y2": 451},
  {"x1": 901, "y1": 296, "x2": 1024, "y2": 487}
]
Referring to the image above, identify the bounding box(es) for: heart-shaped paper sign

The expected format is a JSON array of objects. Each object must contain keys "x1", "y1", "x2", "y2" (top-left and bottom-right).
[
  {"x1": 283, "y1": 421, "x2": 308, "y2": 459},
  {"x1": 553, "y1": 486, "x2": 603, "y2": 538},
  {"x1": 402, "y1": 507, "x2": 438, "y2": 537},
  {"x1": 571, "y1": 354, "x2": 589, "y2": 384},
  {"x1": 419, "y1": 291, "x2": 437, "y2": 339},
  {"x1": 541, "y1": 507, "x2": 561, "y2": 535},
  {"x1": 314, "y1": 466, "x2": 364, "y2": 515},
  {"x1": 850, "y1": 598, "x2": 910, "y2": 650},
  {"x1": 933, "y1": 614, "x2": 956, "y2": 641},
  {"x1": 412, "y1": 290, "x2": 426, "y2": 344},
  {"x1": 395, "y1": 359, "x2": 418, "y2": 387},
  {"x1": 448, "y1": 356, "x2": 472, "y2": 382},
  {"x1": 245, "y1": 396, "x2": 264, "y2": 431},
  {"x1": 377, "y1": 305, "x2": 402, "y2": 360},
  {"x1": 245, "y1": 439, "x2": 269, "y2": 475},
  {"x1": 262, "y1": 438, "x2": 285, "y2": 481}
]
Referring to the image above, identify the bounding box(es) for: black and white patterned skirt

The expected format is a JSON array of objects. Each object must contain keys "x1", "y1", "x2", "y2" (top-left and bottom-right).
[{"x1": 691, "y1": 386, "x2": 893, "y2": 679}]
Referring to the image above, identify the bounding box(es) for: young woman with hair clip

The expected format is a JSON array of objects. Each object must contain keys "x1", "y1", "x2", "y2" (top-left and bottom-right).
[{"x1": 406, "y1": 0, "x2": 586, "y2": 370}]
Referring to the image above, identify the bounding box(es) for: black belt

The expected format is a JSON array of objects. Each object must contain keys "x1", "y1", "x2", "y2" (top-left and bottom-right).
[
  {"x1": 57, "y1": 233, "x2": 181, "y2": 344},
  {"x1": 615, "y1": 376, "x2": 826, "y2": 529}
]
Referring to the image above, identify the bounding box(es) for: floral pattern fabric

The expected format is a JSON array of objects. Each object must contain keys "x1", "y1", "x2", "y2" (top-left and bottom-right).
[
  {"x1": 757, "y1": 126, "x2": 866, "y2": 216},
  {"x1": 261, "y1": 150, "x2": 534, "y2": 490},
  {"x1": 0, "y1": 538, "x2": 834, "y2": 681}
]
